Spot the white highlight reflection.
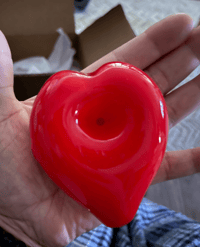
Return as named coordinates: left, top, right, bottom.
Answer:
left=160, top=101, right=164, bottom=118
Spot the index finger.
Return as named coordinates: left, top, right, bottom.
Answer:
left=152, top=148, right=200, bottom=185
left=83, top=14, right=194, bottom=73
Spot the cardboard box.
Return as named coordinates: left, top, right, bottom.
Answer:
left=2, top=1, right=135, bottom=101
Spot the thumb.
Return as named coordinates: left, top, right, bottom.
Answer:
left=0, top=31, right=14, bottom=98
left=0, top=31, right=20, bottom=119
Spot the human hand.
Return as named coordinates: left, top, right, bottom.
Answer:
left=0, top=13, right=199, bottom=247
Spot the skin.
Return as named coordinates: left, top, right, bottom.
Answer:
left=0, top=13, right=200, bottom=247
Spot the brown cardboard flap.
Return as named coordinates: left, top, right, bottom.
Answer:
left=0, top=0, right=75, bottom=36
left=7, top=32, right=77, bottom=62
left=8, top=33, right=59, bottom=62
left=78, top=5, right=136, bottom=68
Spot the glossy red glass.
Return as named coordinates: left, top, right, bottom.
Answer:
left=30, top=62, right=168, bottom=227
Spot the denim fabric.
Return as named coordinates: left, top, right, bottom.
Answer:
left=67, top=198, right=200, bottom=247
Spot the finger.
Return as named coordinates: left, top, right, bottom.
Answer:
left=165, top=74, right=200, bottom=129
left=145, top=27, right=200, bottom=95
left=0, top=31, right=21, bottom=122
left=83, top=14, right=194, bottom=73
left=152, top=148, right=200, bottom=185
left=0, top=31, right=14, bottom=99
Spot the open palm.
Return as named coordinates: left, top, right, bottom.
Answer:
left=0, top=14, right=200, bottom=247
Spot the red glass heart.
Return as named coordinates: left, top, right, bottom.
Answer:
left=30, top=62, right=168, bottom=227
